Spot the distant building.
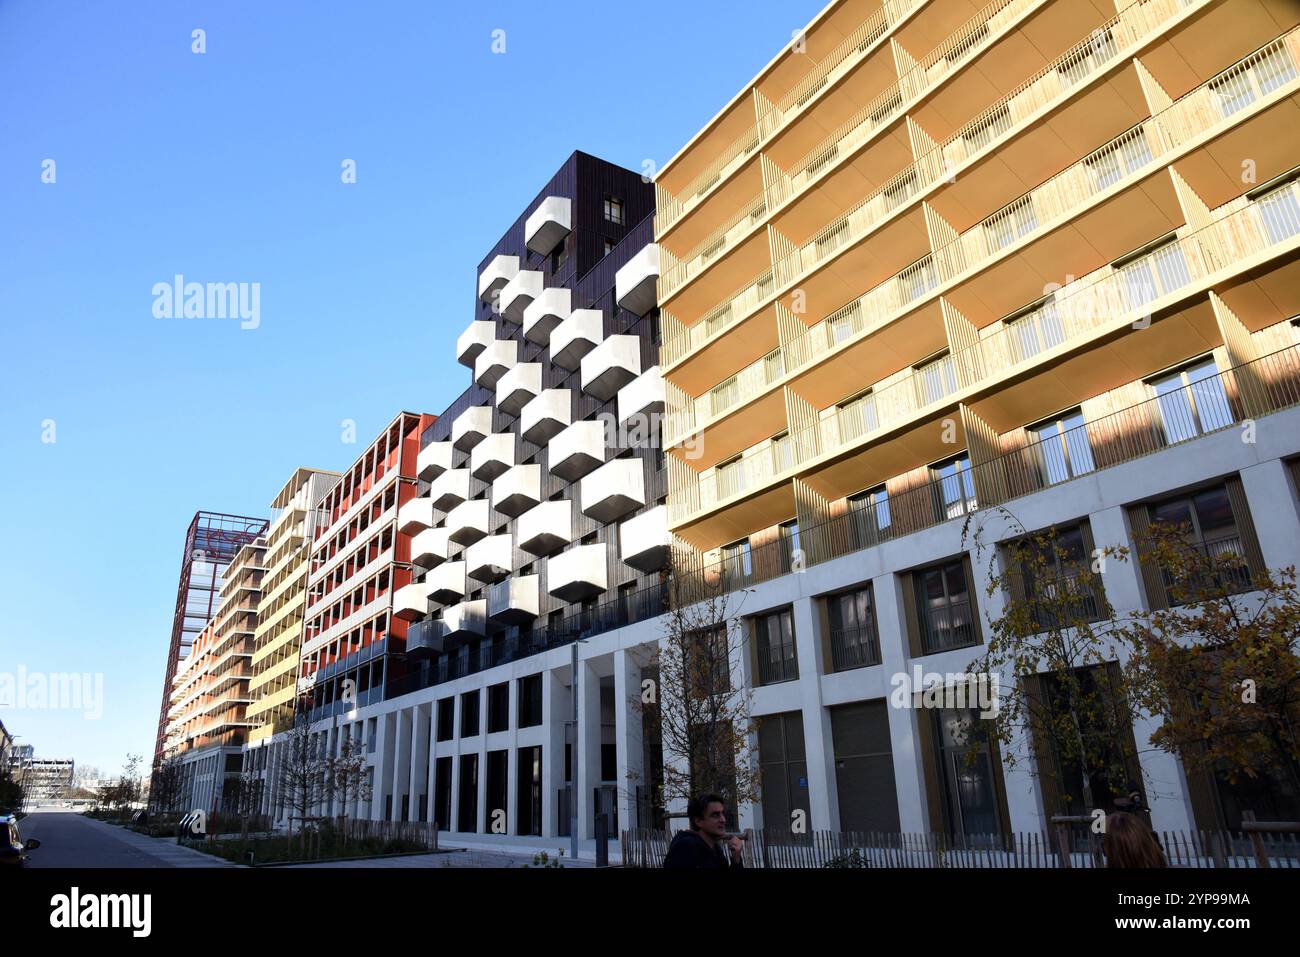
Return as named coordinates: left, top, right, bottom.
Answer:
left=7, top=745, right=74, bottom=800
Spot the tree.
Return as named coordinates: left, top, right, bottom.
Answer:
left=117, top=753, right=143, bottom=808
left=150, top=751, right=185, bottom=816
left=277, top=717, right=328, bottom=854
left=226, top=767, right=264, bottom=844
left=325, top=734, right=373, bottom=847
left=0, top=765, right=26, bottom=816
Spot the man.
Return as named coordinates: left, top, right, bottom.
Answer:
left=662, top=793, right=744, bottom=869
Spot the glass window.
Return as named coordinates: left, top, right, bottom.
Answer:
left=837, top=390, right=878, bottom=442
left=848, top=484, right=891, bottom=546
left=1255, top=179, right=1300, bottom=244
left=1028, top=408, right=1095, bottom=486
left=934, top=708, right=1001, bottom=840
left=984, top=195, right=1038, bottom=251
left=1006, top=298, right=1065, bottom=362
left=1150, top=357, right=1232, bottom=444
left=827, top=586, right=879, bottom=671
left=603, top=196, right=625, bottom=225
left=931, top=454, right=977, bottom=520
left=754, top=609, right=798, bottom=685
left=779, top=520, right=801, bottom=572
left=722, top=537, right=752, bottom=585
left=916, top=352, right=957, bottom=405
left=914, top=559, right=976, bottom=653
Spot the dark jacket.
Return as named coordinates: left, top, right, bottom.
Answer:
left=662, top=829, right=743, bottom=869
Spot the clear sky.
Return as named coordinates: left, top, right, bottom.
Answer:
left=0, top=0, right=825, bottom=776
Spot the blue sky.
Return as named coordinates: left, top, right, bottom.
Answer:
left=0, top=0, right=824, bottom=775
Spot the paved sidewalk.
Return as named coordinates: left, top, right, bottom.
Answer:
left=21, top=809, right=236, bottom=868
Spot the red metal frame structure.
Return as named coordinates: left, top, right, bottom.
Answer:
left=152, top=511, right=268, bottom=771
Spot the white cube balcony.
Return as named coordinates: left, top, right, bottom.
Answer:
left=470, top=432, right=515, bottom=483
left=615, top=243, right=660, bottom=316
left=451, top=405, right=492, bottom=452
left=411, top=527, right=451, bottom=569
left=620, top=505, right=670, bottom=572
left=446, top=499, right=490, bottom=547
left=466, top=533, right=512, bottom=584
left=550, top=420, right=606, bottom=482
left=474, top=338, right=517, bottom=389
left=492, top=464, right=540, bottom=518
left=393, top=581, right=430, bottom=622
left=522, top=287, right=571, bottom=346
left=488, top=575, right=539, bottom=625
left=525, top=196, right=571, bottom=255
left=440, top=600, right=488, bottom=648
left=581, top=335, right=642, bottom=401
left=581, top=458, right=645, bottom=523
left=520, top=389, right=571, bottom=446
left=457, top=320, right=496, bottom=368
left=496, top=362, right=541, bottom=417
left=428, top=561, right=467, bottom=605
left=499, top=270, right=544, bottom=324
left=550, top=308, right=603, bottom=370
left=429, top=468, right=471, bottom=512
left=517, top=499, right=572, bottom=557
left=547, top=544, right=608, bottom=602
left=397, top=496, right=436, bottom=535
left=406, top=617, right=447, bottom=659
left=478, top=254, right=519, bottom=303
left=618, top=366, right=665, bottom=425
left=417, top=439, right=453, bottom=482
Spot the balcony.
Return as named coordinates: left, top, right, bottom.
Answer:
left=492, top=464, right=541, bottom=518
left=517, top=499, right=572, bottom=557
left=525, top=196, right=571, bottom=255
left=411, top=527, right=451, bottom=569
left=619, top=505, right=671, bottom=572
left=618, top=365, right=666, bottom=425
left=581, top=334, right=642, bottom=401
left=520, top=388, right=572, bottom=445
left=465, top=533, right=512, bottom=584
left=488, top=575, right=540, bottom=626
left=396, top=496, right=435, bottom=535
left=470, top=431, right=515, bottom=482
left=427, top=561, right=467, bottom=605
left=496, top=362, right=542, bottom=417
left=451, top=405, right=492, bottom=452
left=429, top=467, right=471, bottom=511
left=499, top=270, right=544, bottom=323
left=479, top=255, right=520, bottom=303
left=580, top=458, right=646, bottom=523
left=393, top=581, right=430, bottom=621
left=551, top=308, right=604, bottom=370
left=615, top=243, right=660, bottom=317
left=440, top=600, right=489, bottom=648
left=474, top=338, right=517, bottom=389
left=417, top=439, right=453, bottom=481
left=523, top=286, right=572, bottom=346
left=406, top=618, right=447, bottom=659
left=550, top=420, right=606, bottom=481
left=446, top=499, right=490, bottom=547
left=457, top=320, right=495, bottom=367
left=547, top=544, right=608, bottom=601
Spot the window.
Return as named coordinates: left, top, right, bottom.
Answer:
left=815, top=220, right=849, bottom=260
left=604, top=196, right=625, bottom=225
left=1149, top=356, right=1232, bottom=444
left=487, top=682, right=510, bottom=733
left=460, top=690, right=480, bottom=737
left=517, top=674, right=542, bottom=728
left=882, top=171, right=917, bottom=212
left=771, top=431, right=795, bottom=473
left=837, top=389, right=878, bottom=442
left=436, top=698, right=455, bottom=742
left=1027, top=408, right=1095, bottom=486
left=932, top=708, right=1003, bottom=840
left=1006, top=524, right=1103, bottom=629
left=984, top=194, right=1038, bottom=251
left=779, top=519, right=801, bottom=573
left=1251, top=173, right=1300, bottom=244
left=753, top=608, right=798, bottom=685
left=827, top=585, right=879, bottom=671
left=710, top=374, right=740, bottom=415
left=715, top=456, right=745, bottom=500
left=1116, top=236, right=1191, bottom=312
left=721, top=537, right=752, bottom=585
left=903, top=256, right=939, bottom=304
left=686, top=626, right=732, bottom=697
left=1056, top=28, right=1116, bottom=89
left=551, top=239, right=568, bottom=273
left=913, top=559, right=977, bottom=654
left=603, top=238, right=616, bottom=256
left=915, top=351, right=956, bottom=405
left=931, top=453, right=977, bottom=520
left=1085, top=130, right=1153, bottom=191
left=848, top=484, right=891, bottom=546
left=1149, top=484, right=1250, bottom=592
left=1005, top=297, right=1065, bottom=362
left=962, top=103, right=1011, bottom=154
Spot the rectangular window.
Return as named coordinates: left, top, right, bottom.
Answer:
left=1149, top=484, right=1250, bottom=592
left=517, top=674, right=543, bottom=728
left=1027, top=408, right=1095, bottom=486
left=1149, top=356, right=1232, bottom=444
left=436, top=697, right=455, bottom=742
left=604, top=196, right=625, bottom=225
left=721, top=537, right=752, bottom=586
left=754, top=608, right=798, bottom=686
left=848, top=483, right=891, bottom=546
left=1254, top=177, right=1300, bottom=244
left=460, top=690, right=480, bottom=737
left=827, top=585, right=880, bottom=671
left=487, top=682, right=510, bottom=733
left=1010, top=524, right=1102, bottom=629
left=931, top=453, right=977, bottom=520
left=914, top=559, right=977, bottom=653
left=932, top=708, right=1003, bottom=840
left=984, top=194, right=1038, bottom=251
left=837, top=389, right=878, bottom=443
left=1116, top=236, right=1191, bottom=311
left=915, top=351, right=956, bottom=405
left=779, top=519, right=801, bottom=573
left=716, top=456, right=745, bottom=500
left=1005, top=297, right=1064, bottom=363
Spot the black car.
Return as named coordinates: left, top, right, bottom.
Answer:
left=1, top=815, right=40, bottom=867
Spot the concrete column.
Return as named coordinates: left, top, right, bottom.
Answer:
left=1239, top=459, right=1300, bottom=571
left=614, top=648, right=645, bottom=834
left=504, top=682, right=519, bottom=837
left=576, top=655, right=602, bottom=843
left=876, top=571, right=927, bottom=832
left=410, top=704, right=430, bottom=822
left=790, top=596, right=835, bottom=832
left=374, top=712, right=395, bottom=821
left=542, top=668, right=568, bottom=839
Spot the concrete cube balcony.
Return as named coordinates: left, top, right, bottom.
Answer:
left=477, top=254, right=519, bottom=304
left=439, top=599, right=488, bottom=648
left=615, top=243, right=659, bottom=317
left=547, top=544, right=608, bottom=602
left=451, top=405, right=492, bottom=452
left=429, top=468, right=471, bottom=512
left=499, top=270, right=544, bottom=324
left=581, top=334, right=642, bottom=401
left=491, top=464, right=540, bottom=518
left=618, top=365, right=665, bottom=425
left=580, top=458, right=645, bottom=523
left=393, top=581, right=430, bottom=622
left=411, top=527, right=451, bottom=569
left=525, top=196, right=571, bottom=255
left=488, top=575, right=539, bottom=626
left=446, top=499, right=490, bottom=547
left=474, top=338, right=517, bottom=389
left=619, top=505, right=670, bottom=572
left=417, top=439, right=453, bottom=482
left=522, top=287, right=571, bottom=346
left=520, top=389, right=571, bottom=446
left=550, top=420, right=606, bottom=482
left=550, top=308, right=604, bottom=370
left=466, top=533, right=512, bottom=584
left=427, top=561, right=467, bottom=605
left=496, top=362, right=541, bottom=417
left=517, top=499, right=572, bottom=557
left=470, top=432, right=515, bottom=483
left=397, top=496, right=436, bottom=535
left=457, top=320, right=496, bottom=368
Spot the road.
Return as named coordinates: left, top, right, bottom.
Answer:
left=16, top=808, right=233, bottom=868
